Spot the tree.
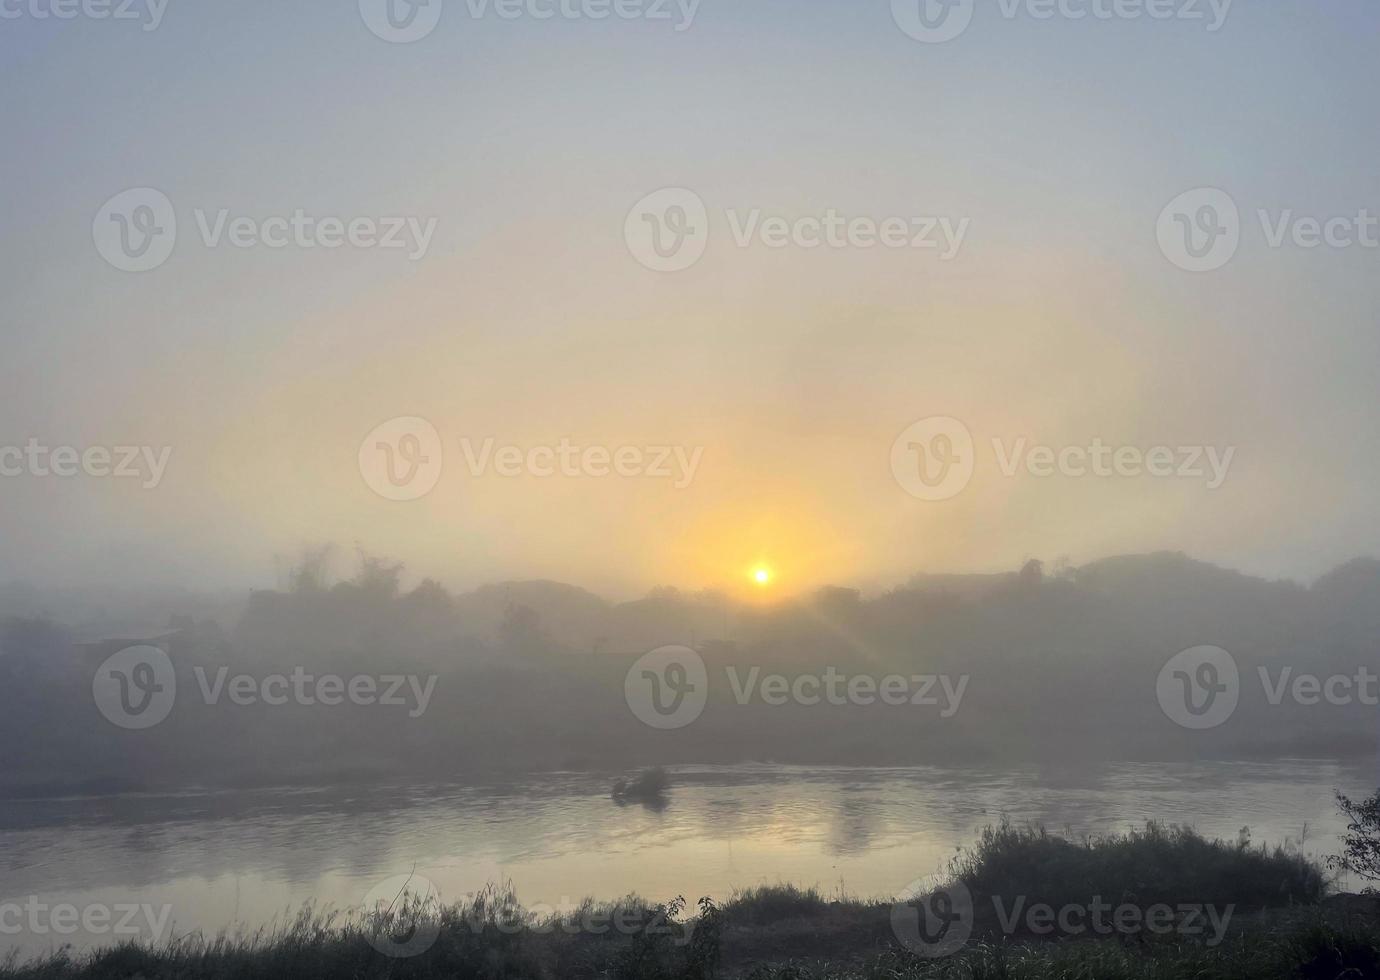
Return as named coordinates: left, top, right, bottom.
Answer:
left=353, top=550, right=404, bottom=599
left=1330, top=790, right=1380, bottom=881
left=284, top=545, right=333, bottom=593
left=500, top=602, right=545, bottom=654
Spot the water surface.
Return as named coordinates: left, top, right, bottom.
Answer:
left=0, top=761, right=1363, bottom=958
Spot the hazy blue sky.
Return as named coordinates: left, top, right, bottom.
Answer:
left=2, top=0, right=1378, bottom=595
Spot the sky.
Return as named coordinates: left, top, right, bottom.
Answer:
left=2, top=0, right=1378, bottom=598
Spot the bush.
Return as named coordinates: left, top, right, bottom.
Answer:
left=949, top=820, right=1325, bottom=918
left=723, top=885, right=830, bottom=926
left=1330, top=789, right=1380, bottom=883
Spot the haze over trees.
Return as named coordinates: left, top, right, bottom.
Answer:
left=2, top=551, right=1377, bottom=797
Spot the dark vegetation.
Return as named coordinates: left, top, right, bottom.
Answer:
left=2, top=551, right=1379, bottom=796
left=1331, top=789, right=1380, bottom=883
left=1, top=822, right=1365, bottom=980
left=952, top=821, right=1326, bottom=923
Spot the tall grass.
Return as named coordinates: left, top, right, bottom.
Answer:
left=723, top=885, right=831, bottom=925
left=0, top=886, right=708, bottom=980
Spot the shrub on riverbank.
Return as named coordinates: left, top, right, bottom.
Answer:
left=950, top=820, right=1326, bottom=919
left=723, top=885, right=830, bottom=925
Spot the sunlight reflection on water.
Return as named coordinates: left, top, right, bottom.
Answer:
left=0, top=760, right=1365, bottom=957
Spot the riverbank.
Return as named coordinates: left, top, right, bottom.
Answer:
left=6, top=894, right=1374, bottom=979
left=3, top=822, right=1363, bottom=980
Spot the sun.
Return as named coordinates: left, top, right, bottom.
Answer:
left=753, top=567, right=772, bottom=586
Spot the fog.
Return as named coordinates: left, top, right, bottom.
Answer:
left=3, top=4, right=1380, bottom=595
left=4, top=4, right=1380, bottom=973
left=3, top=550, right=1377, bottom=797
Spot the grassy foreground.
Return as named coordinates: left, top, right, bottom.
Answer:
left=3, top=823, right=1374, bottom=980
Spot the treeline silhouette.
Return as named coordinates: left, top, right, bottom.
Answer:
left=1, top=551, right=1377, bottom=796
